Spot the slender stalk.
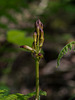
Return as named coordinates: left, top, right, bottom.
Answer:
left=35, top=58, right=39, bottom=100
left=20, top=19, right=44, bottom=100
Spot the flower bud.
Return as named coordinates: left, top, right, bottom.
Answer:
left=40, top=29, right=44, bottom=47
left=40, top=23, right=43, bottom=29
left=38, top=53, right=43, bottom=58
left=33, top=32, right=37, bottom=43
left=33, top=32, right=37, bottom=49
left=20, top=45, right=33, bottom=51
left=35, top=19, right=41, bottom=26
left=37, top=25, right=40, bottom=36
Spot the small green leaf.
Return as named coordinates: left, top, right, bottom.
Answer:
left=68, top=43, right=72, bottom=51
left=39, top=90, right=47, bottom=96
left=0, top=86, right=10, bottom=96
left=7, top=30, right=33, bottom=47
left=0, top=90, right=47, bottom=100
left=65, top=46, right=68, bottom=53
left=0, top=89, right=9, bottom=100
left=56, top=41, right=75, bottom=68
left=5, top=94, right=17, bottom=100
left=0, top=89, right=7, bottom=93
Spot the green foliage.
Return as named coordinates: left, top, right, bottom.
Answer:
left=69, top=95, right=75, bottom=100
left=56, top=41, right=75, bottom=68
left=0, top=89, right=47, bottom=100
left=0, top=89, right=9, bottom=100
left=0, top=23, right=8, bottom=29
left=0, top=85, right=10, bottom=96
left=47, top=0, right=75, bottom=14
left=0, top=0, right=30, bottom=29
left=7, top=30, right=33, bottom=47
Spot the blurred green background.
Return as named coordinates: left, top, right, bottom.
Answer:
left=0, top=0, right=75, bottom=100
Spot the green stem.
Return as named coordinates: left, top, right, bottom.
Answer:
left=35, top=58, right=39, bottom=100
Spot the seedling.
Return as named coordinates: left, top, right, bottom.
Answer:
left=0, top=20, right=46, bottom=100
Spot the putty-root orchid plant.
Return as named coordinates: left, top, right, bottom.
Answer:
left=20, top=19, right=46, bottom=100
left=0, top=20, right=46, bottom=100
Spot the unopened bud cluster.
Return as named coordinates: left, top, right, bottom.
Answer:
left=20, top=19, right=44, bottom=59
